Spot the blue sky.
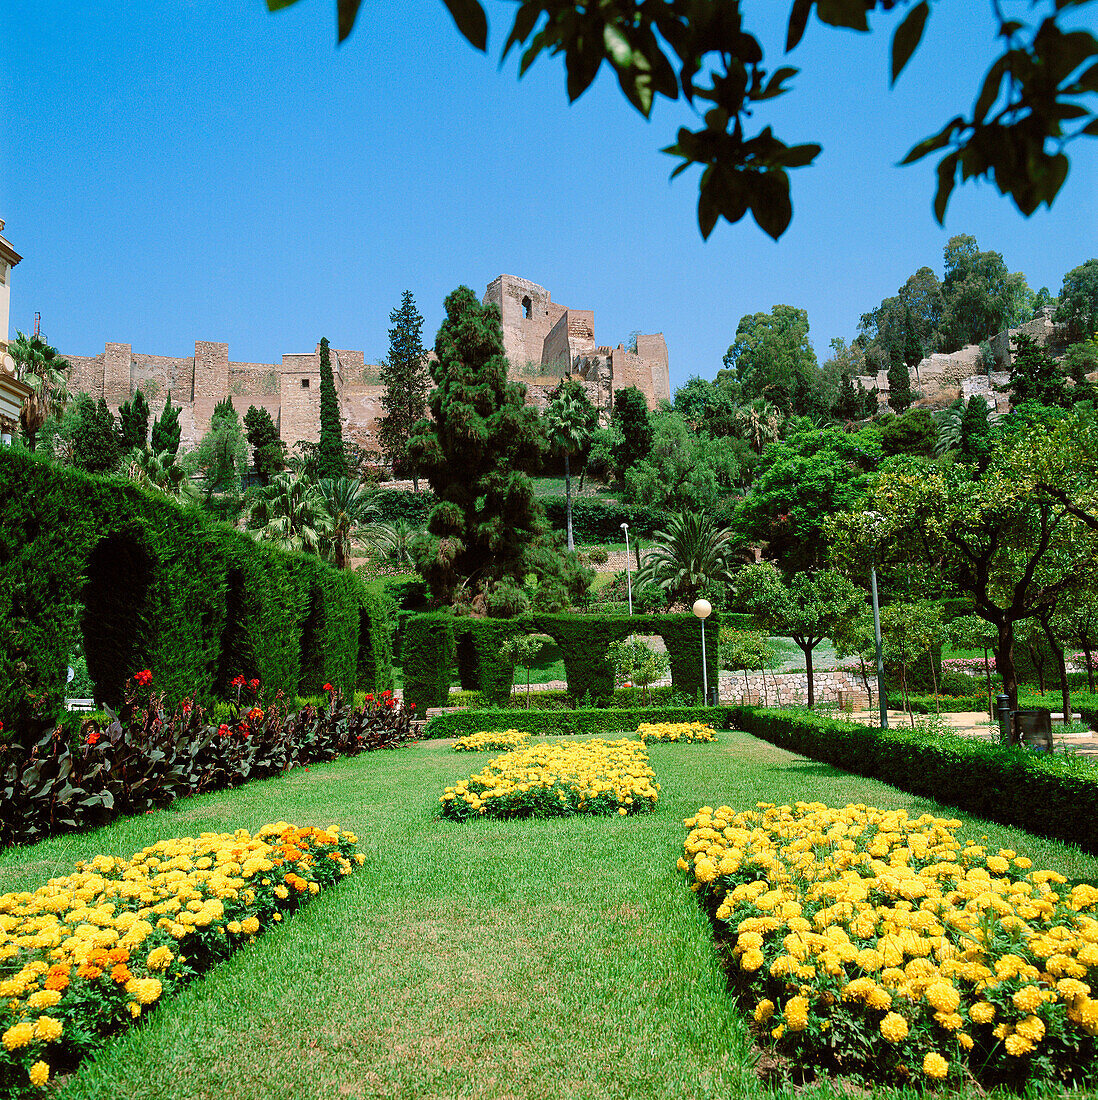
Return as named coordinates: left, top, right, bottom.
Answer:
left=3, top=1, right=1095, bottom=392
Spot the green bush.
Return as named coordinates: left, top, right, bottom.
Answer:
left=374, top=489, right=433, bottom=525
left=402, top=613, right=455, bottom=712
left=541, top=499, right=664, bottom=541
left=730, top=706, right=1098, bottom=854
left=423, top=705, right=733, bottom=739
left=0, top=450, right=392, bottom=733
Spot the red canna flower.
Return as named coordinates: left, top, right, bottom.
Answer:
left=231, top=675, right=246, bottom=687
left=249, top=678, right=260, bottom=691
left=364, top=693, right=374, bottom=701
left=134, top=669, right=152, bottom=686
left=218, top=723, right=231, bottom=738
left=86, top=731, right=101, bottom=745
left=323, top=683, right=333, bottom=692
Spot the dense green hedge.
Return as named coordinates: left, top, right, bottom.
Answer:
left=423, top=705, right=733, bottom=739
left=0, top=450, right=392, bottom=731
left=402, top=613, right=455, bottom=712
left=400, top=611, right=720, bottom=708
left=541, top=499, right=665, bottom=541
left=729, top=706, right=1098, bottom=854
left=374, top=489, right=433, bottom=525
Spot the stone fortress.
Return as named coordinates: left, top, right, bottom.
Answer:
left=60, top=276, right=671, bottom=454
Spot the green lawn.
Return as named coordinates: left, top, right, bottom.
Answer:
left=4, top=733, right=1096, bottom=1099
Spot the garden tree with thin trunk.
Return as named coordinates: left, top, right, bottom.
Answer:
left=634, top=511, right=738, bottom=608
left=72, top=395, right=121, bottom=474
left=117, top=388, right=150, bottom=452
left=829, top=610, right=878, bottom=716
left=735, top=561, right=861, bottom=709
left=246, top=470, right=332, bottom=556
left=836, top=454, right=1098, bottom=710
left=273, top=1, right=1098, bottom=240
left=243, top=405, right=286, bottom=484
left=543, top=380, right=597, bottom=552
left=7, top=331, right=70, bottom=452
left=1057, top=588, right=1098, bottom=695
left=316, top=337, right=347, bottom=480
left=185, top=398, right=248, bottom=492
left=938, top=234, right=1032, bottom=352
left=501, top=633, right=547, bottom=708
left=949, top=614, right=1000, bottom=719
left=719, top=626, right=774, bottom=704
left=723, top=305, right=822, bottom=417
left=1054, top=258, right=1098, bottom=342
left=610, top=386, right=652, bottom=475
left=378, top=290, right=429, bottom=490
left=608, top=635, right=670, bottom=705
left=735, top=423, right=881, bottom=574
left=881, top=599, right=946, bottom=718
left=406, top=285, right=547, bottom=606
left=316, top=476, right=380, bottom=570
left=150, top=392, right=181, bottom=457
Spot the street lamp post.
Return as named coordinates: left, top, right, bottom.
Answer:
left=692, top=598, right=712, bottom=705
left=620, top=522, right=633, bottom=616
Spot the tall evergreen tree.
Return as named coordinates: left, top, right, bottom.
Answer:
left=886, top=352, right=913, bottom=414
left=73, top=396, right=121, bottom=473
left=378, top=291, right=429, bottom=491
left=316, top=337, right=346, bottom=479
left=610, top=386, right=653, bottom=475
left=150, top=392, right=181, bottom=456
left=243, top=405, right=286, bottom=483
left=117, top=389, right=150, bottom=452
left=406, top=286, right=546, bottom=605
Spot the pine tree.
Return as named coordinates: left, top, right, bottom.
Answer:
left=150, top=392, right=181, bottom=456
left=117, top=389, right=150, bottom=451
left=316, top=337, right=346, bottom=479
left=959, top=395, right=993, bottom=463
left=406, top=286, right=547, bottom=605
left=378, top=291, right=430, bottom=490
left=243, top=405, right=285, bottom=484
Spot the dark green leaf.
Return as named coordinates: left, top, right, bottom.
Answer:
left=900, top=120, right=962, bottom=165
left=891, top=1, right=929, bottom=85
left=974, top=56, right=1009, bottom=122
left=786, top=0, right=813, bottom=51
left=265, top=0, right=298, bottom=10
left=816, top=0, right=869, bottom=33
left=697, top=181, right=721, bottom=240
left=933, top=151, right=960, bottom=224
left=503, top=2, right=541, bottom=56
left=780, top=142, right=821, bottom=168
left=337, top=0, right=364, bottom=42
left=750, top=171, right=793, bottom=240
left=1083, top=119, right=1098, bottom=135
left=441, top=0, right=488, bottom=51
left=760, top=65, right=799, bottom=100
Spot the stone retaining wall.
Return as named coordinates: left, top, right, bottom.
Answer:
left=724, top=669, right=869, bottom=708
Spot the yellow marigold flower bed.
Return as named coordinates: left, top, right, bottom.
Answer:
left=635, top=722, right=717, bottom=743
left=452, top=729, right=530, bottom=753
left=680, top=801, right=1098, bottom=1091
left=0, top=823, right=362, bottom=1097
left=440, top=739, right=659, bottom=820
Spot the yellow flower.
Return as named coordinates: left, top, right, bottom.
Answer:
left=241, top=916, right=260, bottom=935
left=784, top=995, right=810, bottom=1032
left=880, top=1012, right=909, bottom=1043
left=2, top=1021, right=35, bottom=1050
left=1012, top=985, right=1042, bottom=1013
left=33, top=1016, right=63, bottom=1043
left=925, top=980, right=960, bottom=1013
left=922, top=1052, right=949, bottom=1079
left=25, top=990, right=61, bottom=1010
left=1004, top=1033, right=1035, bottom=1056
left=755, top=999, right=775, bottom=1023
left=146, top=946, right=173, bottom=971
left=969, top=1001, right=996, bottom=1025
left=274, top=885, right=289, bottom=900
left=1016, top=1015, right=1045, bottom=1043
left=28, top=1061, right=49, bottom=1088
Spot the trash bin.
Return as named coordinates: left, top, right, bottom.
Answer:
left=1011, top=708, right=1053, bottom=752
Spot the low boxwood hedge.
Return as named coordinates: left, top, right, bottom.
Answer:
left=422, top=705, right=732, bottom=739
left=729, top=706, right=1098, bottom=854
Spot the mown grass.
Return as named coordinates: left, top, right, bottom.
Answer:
left=4, top=732, right=1097, bottom=1100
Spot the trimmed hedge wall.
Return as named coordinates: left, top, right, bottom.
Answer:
left=402, top=613, right=455, bottom=711
left=541, top=499, right=665, bottom=541
left=729, top=706, right=1098, bottom=854
left=399, top=611, right=721, bottom=708
left=0, top=450, right=392, bottom=730
left=423, top=705, right=734, bottom=739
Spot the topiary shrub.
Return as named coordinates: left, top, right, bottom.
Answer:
left=402, top=613, right=455, bottom=712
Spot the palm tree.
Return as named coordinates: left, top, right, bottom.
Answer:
left=8, top=331, right=70, bottom=451
left=126, top=447, right=202, bottom=505
left=364, top=519, right=422, bottom=570
left=733, top=399, right=782, bottom=454
left=316, top=476, right=380, bottom=569
left=247, top=471, right=332, bottom=556
left=544, top=387, right=594, bottom=552
left=934, top=400, right=963, bottom=456
left=635, top=511, right=738, bottom=607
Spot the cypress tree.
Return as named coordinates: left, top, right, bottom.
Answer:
left=150, top=392, right=181, bottom=456
left=610, top=387, right=653, bottom=474
left=316, top=337, right=346, bottom=479
left=73, top=396, right=121, bottom=473
left=406, top=286, right=547, bottom=605
left=117, top=389, right=151, bottom=451
left=886, top=346, right=913, bottom=414
left=243, top=405, right=285, bottom=483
